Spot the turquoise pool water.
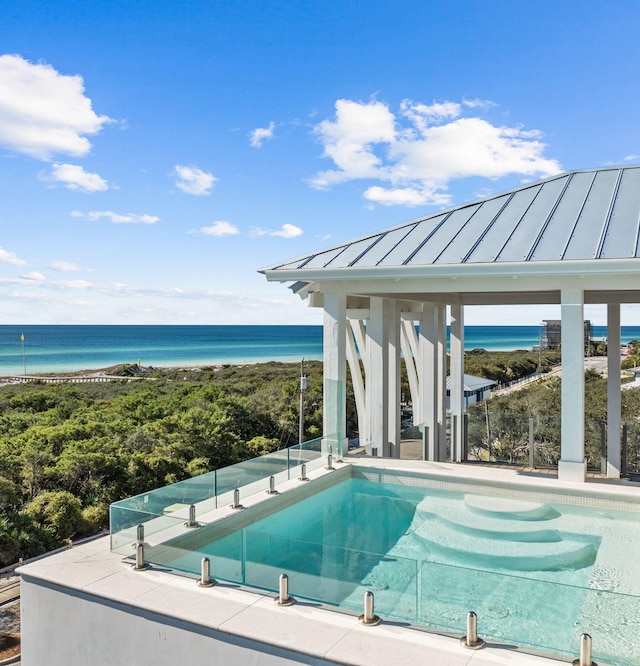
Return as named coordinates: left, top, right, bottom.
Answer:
left=163, top=475, right=640, bottom=664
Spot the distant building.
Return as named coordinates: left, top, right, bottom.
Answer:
left=541, top=319, right=592, bottom=350
left=446, top=373, right=496, bottom=408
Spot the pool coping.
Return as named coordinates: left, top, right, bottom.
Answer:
left=21, top=459, right=639, bottom=665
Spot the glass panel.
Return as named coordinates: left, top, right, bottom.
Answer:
left=135, top=523, right=245, bottom=584
left=289, top=437, right=324, bottom=474
left=420, top=560, right=640, bottom=665
left=244, top=530, right=418, bottom=621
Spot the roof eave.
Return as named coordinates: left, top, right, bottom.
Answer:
left=263, top=257, right=640, bottom=283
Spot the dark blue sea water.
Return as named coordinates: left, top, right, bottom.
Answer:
left=0, top=324, right=639, bottom=376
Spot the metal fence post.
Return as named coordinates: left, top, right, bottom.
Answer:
left=460, top=611, right=484, bottom=649
left=622, top=424, right=628, bottom=477
left=600, top=420, right=607, bottom=475
left=572, top=632, right=597, bottom=666
left=463, top=414, right=469, bottom=462
left=529, top=417, right=535, bottom=468
left=358, top=590, right=381, bottom=626
left=275, top=573, right=295, bottom=606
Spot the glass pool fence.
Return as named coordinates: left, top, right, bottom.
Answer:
left=110, top=433, right=341, bottom=553
left=401, top=409, right=640, bottom=475
left=116, top=518, right=637, bottom=666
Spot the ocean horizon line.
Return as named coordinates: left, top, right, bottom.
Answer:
left=0, top=324, right=639, bottom=376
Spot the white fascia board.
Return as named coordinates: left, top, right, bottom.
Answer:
left=312, top=274, right=639, bottom=299
left=263, top=258, right=640, bottom=284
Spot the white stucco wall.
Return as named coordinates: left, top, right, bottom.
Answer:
left=21, top=575, right=340, bottom=666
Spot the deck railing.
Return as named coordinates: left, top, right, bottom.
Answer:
left=110, top=434, right=337, bottom=553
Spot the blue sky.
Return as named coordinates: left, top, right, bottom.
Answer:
left=1, top=0, right=640, bottom=325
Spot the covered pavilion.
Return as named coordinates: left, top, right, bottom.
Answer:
left=261, top=165, right=640, bottom=483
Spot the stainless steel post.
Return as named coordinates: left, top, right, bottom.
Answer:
left=133, top=542, right=149, bottom=571
left=198, top=556, right=216, bottom=587
left=325, top=453, right=334, bottom=470
left=572, top=633, right=597, bottom=666
left=266, top=475, right=278, bottom=494
left=136, top=524, right=144, bottom=543
left=299, top=463, right=309, bottom=481
left=600, top=421, right=607, bottom=475
left=185, top=504, right=199, bottom=527
left=230, top=487, right=243, bottom=509
left=460, top=611, right=485, bottom=649
left=274, top=573, right=295, bottom=606
left=358, top=590, right=381, bottom=626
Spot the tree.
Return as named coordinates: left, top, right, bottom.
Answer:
left=26, top=490, right=87, bottom=541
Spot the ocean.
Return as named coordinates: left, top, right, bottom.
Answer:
left=1, top=324, right=639, bottom=376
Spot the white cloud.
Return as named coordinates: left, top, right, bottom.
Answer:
left=250, top=224, right=303, bottom=239
left=21, top=271, right=45, bottom=281
left=46, top=163, right=108, bottom=192
left=0, top=247, right=27, bottom=266
left=74, top=210, right=159, bottom=224
left=462, top=98, right=497, bottom=111
left=0, top=54, right=111, bottom=160
left=195, top=221, right=239, bottom=236
left=311, top=99, right=396, bottom=189
left=310, top=98, right=561, bottom=206
left=250, top=121, right=275, bottom=148
left=49, top=260, right=93, bottom=272
left=270, top=224, right=303, bottom=238
left=174, top=165, right=217, bottom=195
left=624, top=154, right=640, bottom=162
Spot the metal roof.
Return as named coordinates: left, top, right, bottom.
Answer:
left=262, top=165, right=640, bottom=275
left=445, top=374, right=497, bottom=392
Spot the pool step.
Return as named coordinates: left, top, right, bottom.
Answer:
left=463, top=494, right=561, bottom=521
left=408, top=495, right=599, bottom=571
left=411, top=518, right=598, bottom=571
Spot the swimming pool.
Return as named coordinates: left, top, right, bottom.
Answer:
left=148, top=467, right=640, bottom=665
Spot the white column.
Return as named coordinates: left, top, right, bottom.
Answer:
left=558, top=286, right=586, bottom=482
left=436, top=303, right=447, bottom=461
left=419, top=303, right=438, bottom=460
left=366, top=297, right=386, bottom=456
left=366, top=297, right=401, bottom=457
left=607, top=302, right=621, bottom=478
left=323, top=293, right=347, bottom=456
left=388, top=300, right=401, bottom=459
left=450, top=303, right=465, bottom=462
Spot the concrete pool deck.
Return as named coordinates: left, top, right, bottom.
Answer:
left=19, top=460, right=640, bottom=665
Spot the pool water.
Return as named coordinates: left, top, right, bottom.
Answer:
left=165, top=475, right=640, bottom=665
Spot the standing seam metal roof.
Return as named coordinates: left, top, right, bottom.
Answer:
left=262, top=165, right=640, bottom=273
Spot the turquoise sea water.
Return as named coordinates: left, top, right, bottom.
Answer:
left=1, top=324, right=640, bottom=375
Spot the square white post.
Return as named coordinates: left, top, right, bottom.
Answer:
left=558, top=287, right=586, bottom=482
left=607, top=302, right=621, bottom=478
left=387, top=300, right=401, bottom=459
left=366, top=297, right=387, bottom=456
left=419, top=302, right=438, bottom=460
left=366, top=297, right=401, bottom=457
left=450, top=303, right=465, bottom=462
left=323, top=293, right=346, bottom=456
left=436, top=303, right=447, bottom=461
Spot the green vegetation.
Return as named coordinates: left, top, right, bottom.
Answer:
left=467, top=368, right=640, bottom=468
left=463, top=348, right=561, bottom=384
left=0, top=362, right=322, bottom=565
left=1, top=350, right=635, bottom=566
